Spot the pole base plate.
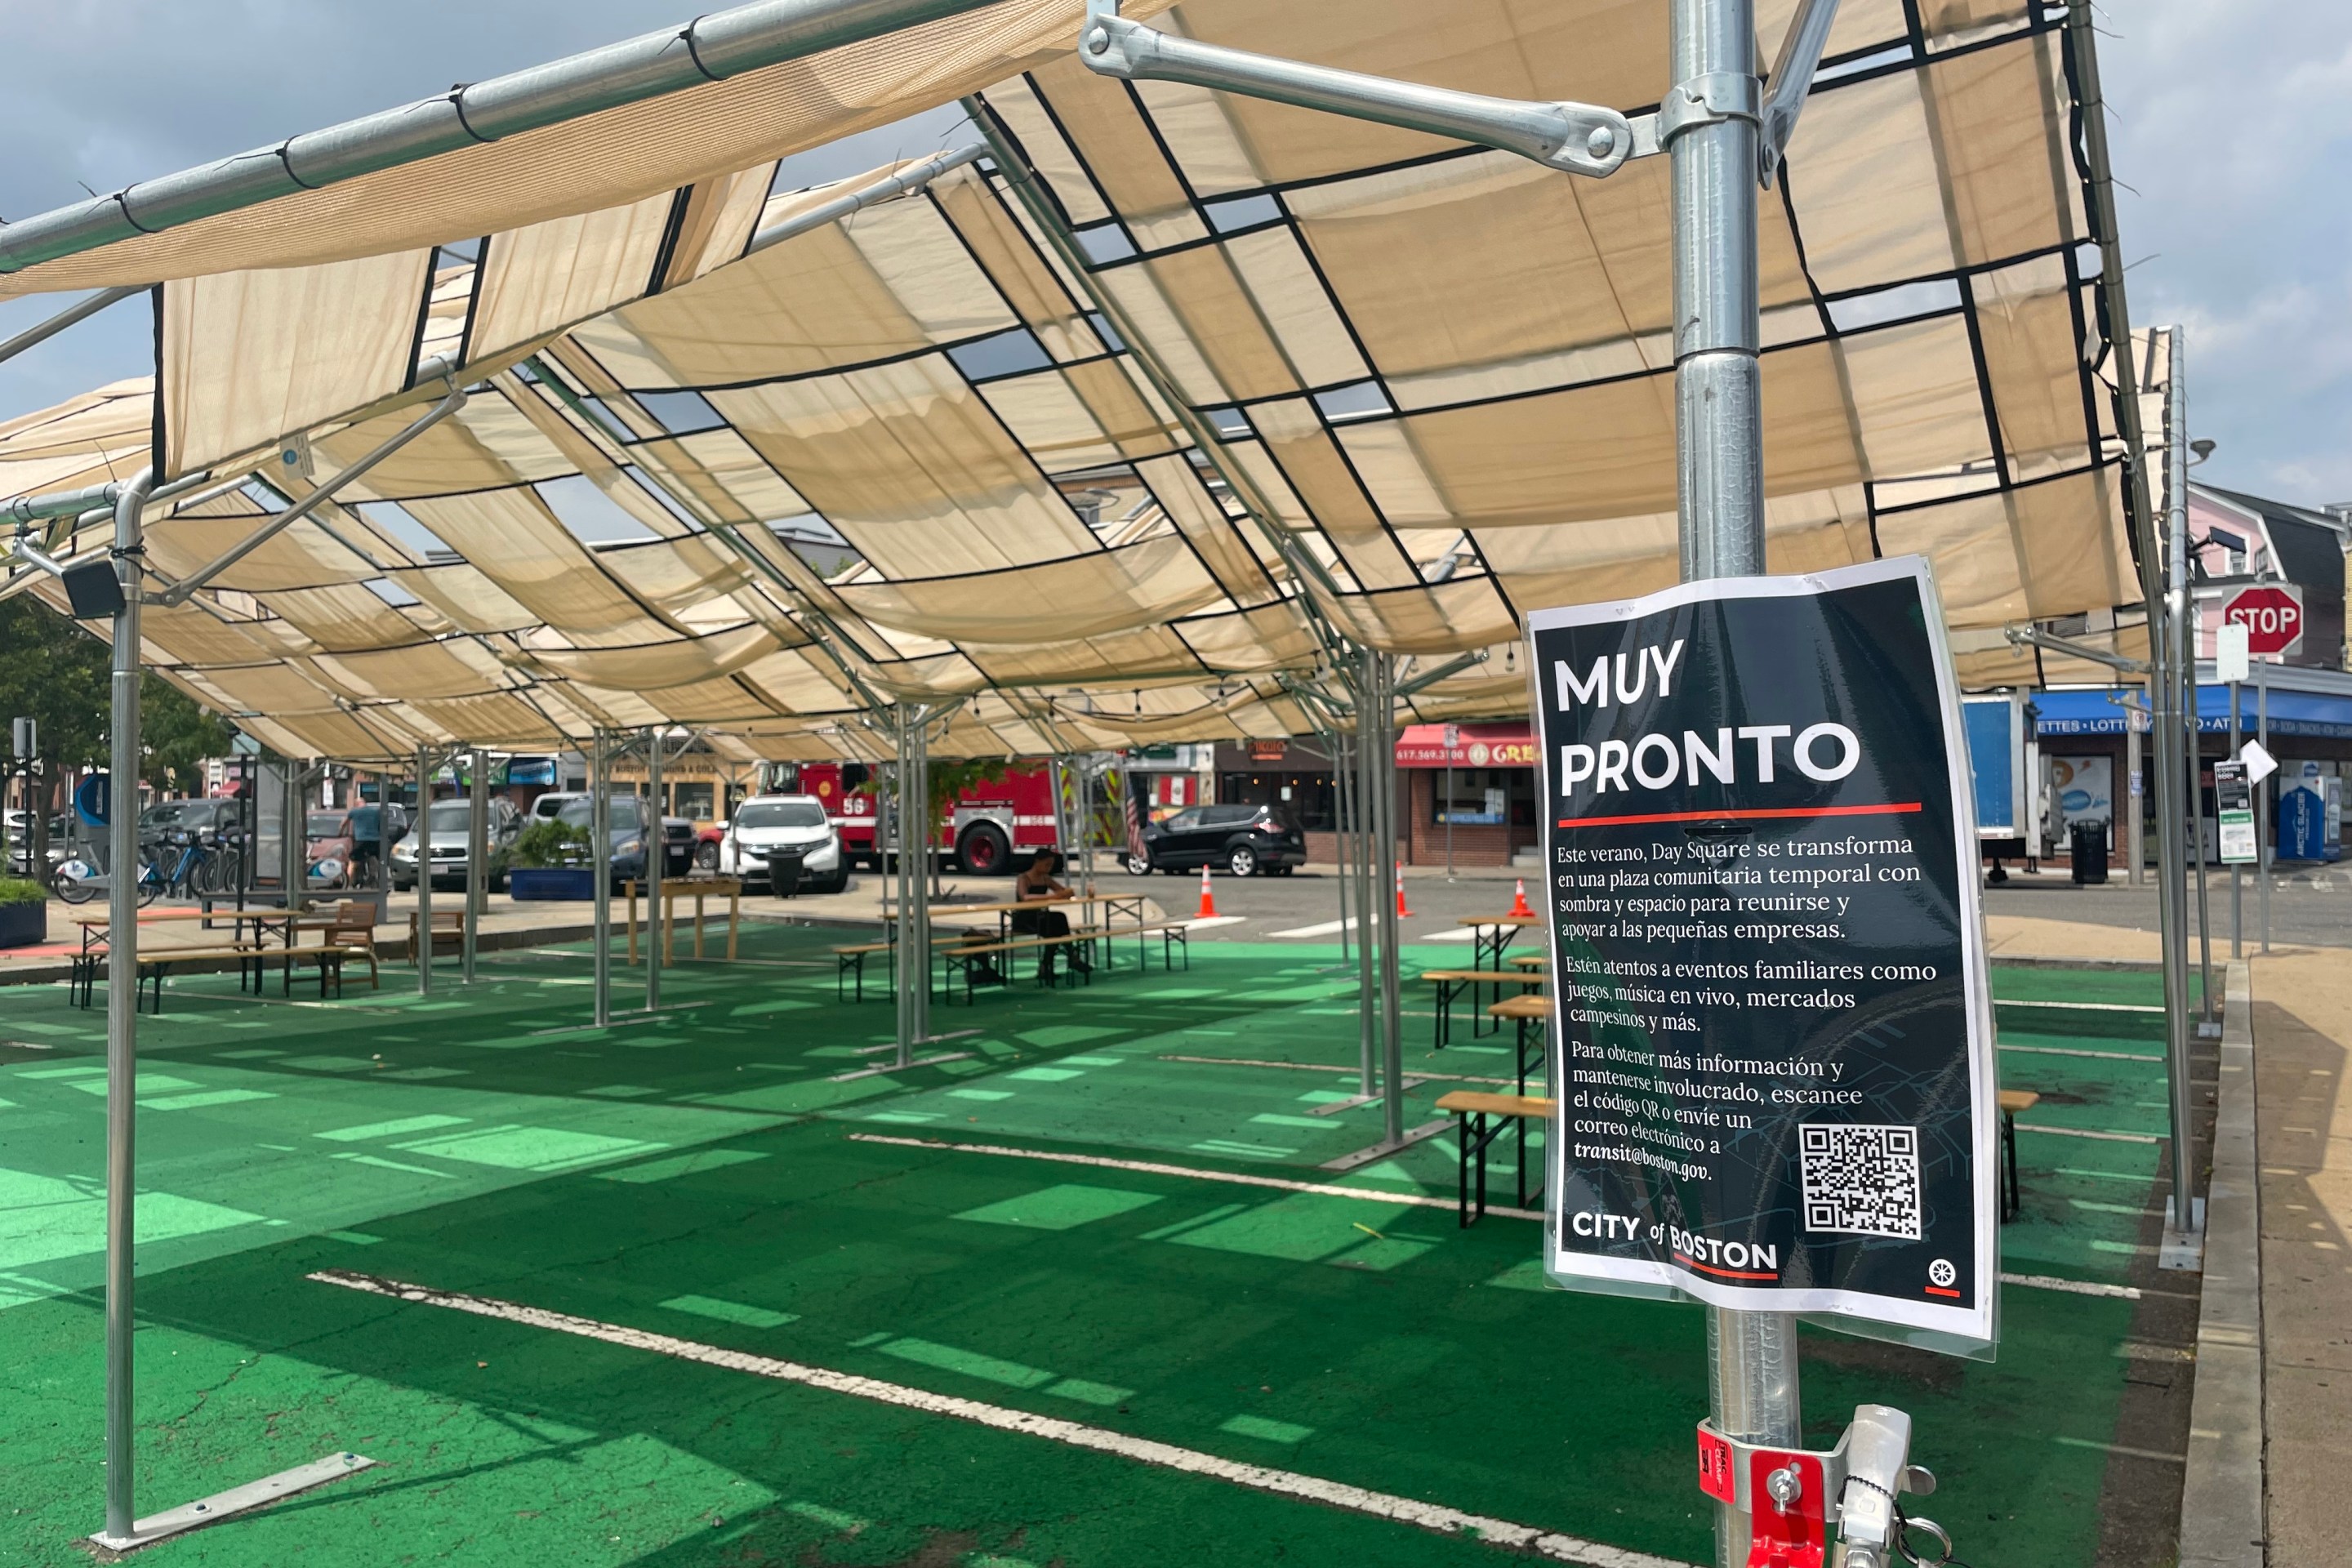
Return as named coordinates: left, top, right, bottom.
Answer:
left=87, top=1452, right=376, bottom=1556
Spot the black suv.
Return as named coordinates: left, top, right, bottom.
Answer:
left=1128, top=803, right=1305, bottom=877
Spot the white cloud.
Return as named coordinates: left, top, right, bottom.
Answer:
left=2102, top=0, right=2352, bottom=504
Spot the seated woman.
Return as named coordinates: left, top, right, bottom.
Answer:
left=1009, top=849, right=1089, bottom=980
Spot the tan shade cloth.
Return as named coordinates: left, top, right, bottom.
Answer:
left=0, top=0, right=1178, bottom=302
left=0, top=0, right=2146, bottom=763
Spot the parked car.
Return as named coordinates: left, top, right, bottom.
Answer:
left=712, top=794, right=848, bottom=893
left=530, top=791, right=586, bottom=823
left=390, top=797, right=523, bottom=891
left=137, top=797, right=243, bottom=849
left=1126, top=803, right=1305, bottom=877
left=305, top=803, right=403, bottom=889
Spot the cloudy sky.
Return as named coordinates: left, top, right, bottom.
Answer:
left=1, top=2, right=2345, bottom=507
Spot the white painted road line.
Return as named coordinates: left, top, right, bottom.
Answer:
left=1156, top=1054, right=1517, bottom=1088
left=2016, top=1123, right=2162, bottom=1144
left=1997, top=1272, right=2141, bottom=1300
left=1998, top=1045, right=2163, bottom=1063
left=847, top=1133, right=1541, bottom=1221
left=1270, top=918, right=1357, bottom=938
left=306, top=1269, right=1690, bottom=1568
left=1182, top=915, right=1249, bottom=930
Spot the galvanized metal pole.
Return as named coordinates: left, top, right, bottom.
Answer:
left=1371, top=656, right=1405, bottom=1144
left=1353, top=656, right=1380, bottom=1102
left=1665, top=2, right=1796, bottom=1559
left=415, top=747, right=434, bottom=996
left=645, top=727, right=662, bottom=1014
left=890, top=716, right=906, bottom=1061
left=2161, top=327, right=2198, bottom=1228
left=100, top=466, right=153, bottom=1544
left=2126, top=708, right=2143, bottom=886
left=893, top=710, right=916, bottom=1068
left=592, top=736, right=612, bottom=1027
left=2257, top=663, right=2271, bottom=953
left=912, top=713, right=932, bottom=1049
left=1331, top=725, right=1353, bottom=966
left=2230, top=682, right=2242, bottom=959
left=465, top=746, right=486, bottom=982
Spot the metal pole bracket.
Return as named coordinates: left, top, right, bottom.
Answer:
left=1078, top=0, right=1635, bottom=178
left=1696, top=1405, right=1938, bottom=1568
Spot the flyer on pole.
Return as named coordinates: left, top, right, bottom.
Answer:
left=1529, top=557, right=1998, bottom=1355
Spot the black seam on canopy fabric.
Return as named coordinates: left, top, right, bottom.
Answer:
left=401, top=248, right=443, bottom=393
left=1955, top=272, right=2016, bottom=493
left=452, top=234, right=492, bottom=372
left=645, top=185, right=697, bottom=297
left=1022, top=74, right=1138, bottom=255
left=148, top=282, right=167, bottom=481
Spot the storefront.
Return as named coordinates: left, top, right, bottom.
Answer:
left=1214, top=738, right=1335, bottom=831
left=2027, top=665, right=2352, bottom=863
left=1393, top=724, right=1539, bottom=867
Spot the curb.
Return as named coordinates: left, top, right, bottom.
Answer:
left=2177, top=957, right=2263, bottom=1568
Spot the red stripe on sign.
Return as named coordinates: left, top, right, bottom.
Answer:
left=1557, top=802, right=1924, bottom=830
left=1672, top=1253, right=1781, bottom=1281
left=1923, top=1285, right=1961, bottom=1298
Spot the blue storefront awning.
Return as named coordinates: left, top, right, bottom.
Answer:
left=2034, top=685, right=2352, bottom=739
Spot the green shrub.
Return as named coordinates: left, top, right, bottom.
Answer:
left=511, top=820, right=592, bottom=869
left=0, top=875, right=46, bottom=906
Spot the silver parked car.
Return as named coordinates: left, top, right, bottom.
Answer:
left=390, top=797, right=523, bottom=891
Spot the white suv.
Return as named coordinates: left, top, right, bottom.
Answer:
left=717, top=793, right=847, bottom=893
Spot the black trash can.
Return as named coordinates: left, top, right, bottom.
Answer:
left=2069, top=820, right=2109, bottom=884
left=764, top=847, right=807, bottom=898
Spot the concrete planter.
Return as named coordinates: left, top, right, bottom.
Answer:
left=509, top=866, right=595, bottom=902
left=0, top=899, right=48, bottom=949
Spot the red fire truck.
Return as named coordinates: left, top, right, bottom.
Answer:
left=785, top=760, right=1067, bottom=875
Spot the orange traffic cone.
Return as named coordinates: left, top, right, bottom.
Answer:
left=1196, top=862, right=1218, bottom=920
left=1509, top=879, right=1534, bottom=918
left=1395, top=866, right=1414, bottom=918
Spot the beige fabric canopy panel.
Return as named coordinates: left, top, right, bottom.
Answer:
left=0, top=0, right=2149, bottom=761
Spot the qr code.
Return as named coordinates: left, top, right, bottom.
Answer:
left=1800, top=1125, right=1922, bottom=1240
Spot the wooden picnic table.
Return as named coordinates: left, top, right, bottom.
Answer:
left=1455, top=913, right=1539, bottom=970
left=882, top=890, right=1157, bottom=968
left=71, top=907, right=341, bottom=1001
left=624, top=876, right=743, bottom=964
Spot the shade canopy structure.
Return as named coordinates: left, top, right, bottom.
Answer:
left=1, top=0, right=2153, bottom=762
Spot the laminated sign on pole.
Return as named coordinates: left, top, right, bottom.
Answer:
left=1527, top=556, right=2000, bottom=1355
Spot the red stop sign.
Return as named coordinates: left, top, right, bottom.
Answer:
left=2222, top=585, right=2304, bottom=656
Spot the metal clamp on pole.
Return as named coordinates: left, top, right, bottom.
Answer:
left=1077, top=0, right=1637, bottom=178
left=1695, top=1404, right=1942, bottom=1568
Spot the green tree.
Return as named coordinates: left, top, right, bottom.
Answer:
left=0, top=596, right=238, bottom=868
left=141, top=675, right=235, bottom=796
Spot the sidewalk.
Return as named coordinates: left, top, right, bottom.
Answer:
left=2244, top=950, right=2352, bottom=1567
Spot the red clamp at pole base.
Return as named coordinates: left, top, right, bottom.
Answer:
left=1743, top=1450, right=1826, bottom=1568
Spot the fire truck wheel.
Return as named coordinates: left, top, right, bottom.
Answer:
left=957, top=822, right=1012, bottom=875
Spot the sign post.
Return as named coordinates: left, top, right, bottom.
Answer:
left=2216, top=624, right=2249, bottom=954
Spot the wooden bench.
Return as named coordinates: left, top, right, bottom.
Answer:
left=1098, top=919, right=1191, bottom=973
left=938, top=931, right=1102, bottom=1002
left=1485, top=992, right=1557, bottom=1093
left=1508, top=952, right=1548, bottom=970
left=1422, top=967, right=1547, bottom=1048
left=132, top=943, right=270, bottom=1014
left=1437, top=1089, right=1553, bottom=1226
left=408, top=909, right=464, bottom=962
left=1997, top=1088, right=2038, bottom=1223
left=833, top=940, right=895, bottom=1002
